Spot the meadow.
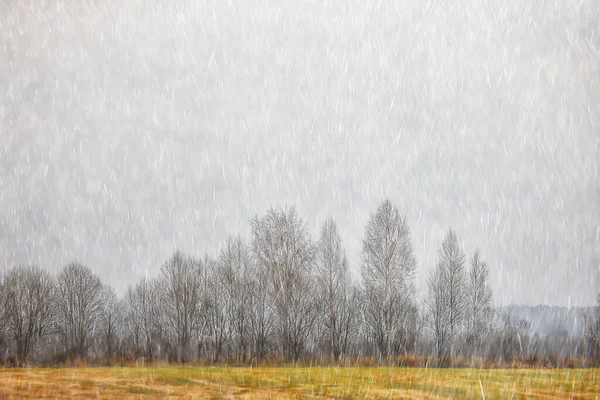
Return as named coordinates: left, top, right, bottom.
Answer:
left=0, top=365, right=598, bottom=399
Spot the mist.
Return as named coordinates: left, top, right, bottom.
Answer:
left=1, top=0, right=598, bottom=306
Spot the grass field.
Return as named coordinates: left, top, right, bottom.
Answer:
left=0, top=365, right=598, bottom=399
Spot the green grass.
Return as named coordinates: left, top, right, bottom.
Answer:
left=0, top=365, right=598, bottom=398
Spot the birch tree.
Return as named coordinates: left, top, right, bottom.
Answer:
left=465, top=250, right=493, bottom=357
left=442, top=231, right=466, bottom=360
left=250, top=207, right=317, bottom=361
left=360, top=200, right=417, bottom=361
left=427, top=262, right=450, bottom=363
left=427, top=230, right=466, bottom=364
left=315, top=217, right=356, bottom=361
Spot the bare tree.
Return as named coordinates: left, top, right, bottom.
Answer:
left=0, top=286, right=5, bottom=364
left=515, top=319, right=531, bottom=358
left=247, top=261, right=275, bottom=363
left=124, top=286, right=143, bottom=358
left=465, top=250, right=493, bottom=357
left=427, top=262, right=450, bottom=363
left=125, top=277, right=160, bottom=360
left=250, top=207, right=318, bottom=361
left=441, top=230, right=466, bottom=361
left=360, top=200, right=417, bottom=361
left=219, top=236, right=252, bottom=362
left=99, top=285, right=125, bottom=360
left=496, top=311, right=530, bottom=362
left=1, top=265, right=55, bottom=365
left=335, top=284, right=362, bottom=360
left=427, top=230, right=467, bottom=365
left=401, top=302, right=421, bottom=356
left=583, top=292, right=600, bottom=363
left=56, top=261, right=104, bottom=357
left=158, top=251, right=203, bottom=362
left=204, top=254, right=230, bottom=362
left=315, top=217, right=356, bottom=362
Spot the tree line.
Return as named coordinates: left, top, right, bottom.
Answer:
left=1, top=200, right=598, bottom=367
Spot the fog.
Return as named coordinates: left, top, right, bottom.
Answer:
left=1, top=0, right=598, bottom=306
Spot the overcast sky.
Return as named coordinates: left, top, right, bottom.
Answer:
left=1, top=0, right=598, bottom=306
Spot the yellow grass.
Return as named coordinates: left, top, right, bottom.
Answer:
left=0, top=366, right=598, bottom=399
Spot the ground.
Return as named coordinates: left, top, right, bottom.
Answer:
left=0, top=366, right=598, bottom=399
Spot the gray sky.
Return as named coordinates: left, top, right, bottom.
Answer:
left=1, top=0, right=598, bottom=306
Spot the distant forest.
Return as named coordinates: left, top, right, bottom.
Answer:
left=1, top=200, right=599, bottom=367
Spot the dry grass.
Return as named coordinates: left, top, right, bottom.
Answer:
left=0, top=365, right=598, bottom=399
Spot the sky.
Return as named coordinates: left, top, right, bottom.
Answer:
left=1, top=0, right=598, bottom=307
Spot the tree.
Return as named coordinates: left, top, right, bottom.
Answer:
left=427, top=230, right=466, bottom=364
left=329, top=284, right=362, bottom=361
left=158, top=251, right=203, bottom=362
left=99, top=285, right=125, bottom=359
left=440, top=230, right=466, bottom=360
left=247, top=261, right=275, bottom=363
left=125, top=277, right=160, bottom=360
left=515, top=319, right=531, bottom=358
left=583, top=292, right=600, bottom=362
left=360, top=200, right=417, bottom=361
left=465, top=250, right=493, bottom=357
left=250, top=207, right=318, bottom=361
left=0, top=296, right=5, bottom=364
left=427, top=261, right=450, bottom=363
left=219, top=236, right=252, bottom=362
left=204, top=254, right=230, bottom=362
left=56, top=261, right=104, bottom=357
left=315, top=217, right=357, bottom=362
left=496, top=311, right=529, bottom=362
left=1, top=265, right=55, bottom=365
